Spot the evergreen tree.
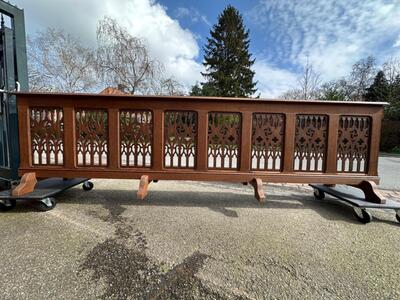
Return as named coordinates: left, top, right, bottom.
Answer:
left=190, top=82, right=217, bottom=96
left=318, top=82, right=347, bottom=101
left=365, top=71, right=389, bottom=102
left=201, top=5, right=257, bottom=97
left=190, top=83, right=203, bottom=96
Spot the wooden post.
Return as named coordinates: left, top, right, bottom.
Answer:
left=368, top=112, right=383, bottom=176
left=325, top=114, right=339, bottom=173
left=63, top=106, right=76, bottom=169
left=196, top=110, right=208, bottom=171
left=283, top=113, right=296, bottom=173
left=152, top=109, right=164, bottom=171
left=240, top=112, right=252, bottom=172
left=108, top=108, right=120, bottom=169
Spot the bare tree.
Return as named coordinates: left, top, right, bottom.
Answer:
left=318, top=57, right=377, bottom=102
left=28, top=18, right=184, bottom=95
left=280, top=88, right=303, bottom=100
left=298, top=57, right=321, bottom=100
left=96, top=17, right=185, bottom=95
left=280, top=58, right=320, bottom=100
left=27, top=28, right=97, bottom=92
left=349, top=56, right=376, bottom=101
left=151, top=77, right=185, bottom=96
left=96, top=17, right=159, bottom=94
left=382, top=56, right=400, bottom=116
left=382, top=56, right=400, bottom=84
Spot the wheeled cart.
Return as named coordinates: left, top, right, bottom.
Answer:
left=0, top=177, right=93, bottom=212
left=310, top=184, right=400, bottom=224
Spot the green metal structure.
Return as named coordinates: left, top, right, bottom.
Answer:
left=0, top=0, right=28, bottom=185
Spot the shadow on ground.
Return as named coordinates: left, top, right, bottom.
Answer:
left=2, top=181, right=399, bottom=299
left=4, top=181, right=399, bottom=226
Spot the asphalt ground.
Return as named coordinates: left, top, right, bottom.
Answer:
left=1, top=179, right=400, bottom=299
left=378, top=155, right=400, bottom=190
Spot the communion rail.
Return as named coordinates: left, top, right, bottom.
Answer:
left=15, top=92, right=386, bottom=202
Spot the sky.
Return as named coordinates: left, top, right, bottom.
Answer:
left=10, top=0, right=400, bottom=97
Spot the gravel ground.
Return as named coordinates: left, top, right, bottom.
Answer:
left=1, top=179, right=400, bottom=299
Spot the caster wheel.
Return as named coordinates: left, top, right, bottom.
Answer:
left=35, top=197, right=56, bottom=212
left=82, top=181, right=94, bottom=191
left=0, top=199, right=16, bottom=211
left=313, top=188, right=325, bottom=200
left=353, top=208, right=372, bottom=224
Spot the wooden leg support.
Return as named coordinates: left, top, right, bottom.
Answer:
left=137, top=175, right=150, bottom=200
left=12, top=172, right=37, bottom=196
left=351, top=180, right=385, bottom=204
left=250, top=178, right=266, bottom=203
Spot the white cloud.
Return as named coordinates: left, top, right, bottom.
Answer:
left=254, top=60, right=298, bottom=98
left=14, top=0, right=203, bottom=89
left=394, top=36, right=400, bottom=48
left=249, top=0, right=400, bottom=82
left=175, top=7, right=211, bottom=26
left=175, top=7, right=191, bottom=18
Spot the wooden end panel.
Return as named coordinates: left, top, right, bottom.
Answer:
left=17, top=101, right=31, bottom=169
left=368, top=112, right=383, bottom=176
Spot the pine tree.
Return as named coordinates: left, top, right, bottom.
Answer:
left=190, top=82, right=217, bottom=96
left=190, top=83, right=203, bottom=96
left=201, top=5, right=257, bottom=97
left=365, top=71, right=388, bottom=102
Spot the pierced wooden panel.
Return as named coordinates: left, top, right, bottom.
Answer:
left=76, top=109, right=108, bottom=166
left=208, top=112, right=241, bottom=169
left=164, top=111, right=197, bottom=168
left=251, top=113, right=285, bottom=171
left=120, top=110, right=152, bottom=167
left=30, top=107, right=64, bottom=165
left=294, top=115, right=328, bottom=172
left=337, top=116, right=371, bottom=173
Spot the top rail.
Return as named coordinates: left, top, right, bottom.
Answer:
left=15, top=92, right=386, bottom=185
left=14, top=91, right=388, bottom=106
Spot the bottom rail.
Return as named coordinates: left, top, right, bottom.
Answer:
left=18, top=168, right=379, bottom=185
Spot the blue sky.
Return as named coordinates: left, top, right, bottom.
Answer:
left=12, top=0, right=400, bottom=97
left=165, top=1, right=255, bottom=54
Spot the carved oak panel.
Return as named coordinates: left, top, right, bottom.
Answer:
left=251, top=113, right=285, bottom=171
left=76, top=109, right=108, bottom=166
left=120, top=110, right=152, bottom=167
left=164, top=111, right=197, bottom=168
left=30, top=107, right=64, bottom=165
left=294, top=115, right=328, bottom=172
left=337, top=116, right=371, bottom=173
left=208, top=112, right=241, bottom=169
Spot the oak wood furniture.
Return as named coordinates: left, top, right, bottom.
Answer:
left=14, top=92, right=386, bottom=203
